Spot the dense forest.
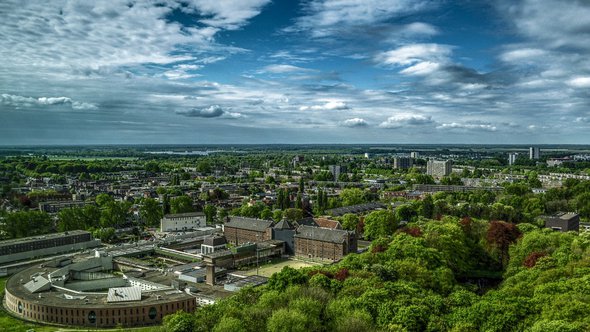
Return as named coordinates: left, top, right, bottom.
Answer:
left=164, top=217, right=590, bottom=332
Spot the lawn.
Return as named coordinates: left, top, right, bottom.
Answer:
left=242, top=258, right=320, bottom=278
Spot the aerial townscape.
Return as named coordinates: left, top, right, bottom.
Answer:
left=1, top=1, right=590, bottom=332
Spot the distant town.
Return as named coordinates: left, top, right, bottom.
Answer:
left=1, top=144, right=590, bottom=330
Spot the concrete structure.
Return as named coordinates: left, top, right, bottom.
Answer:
left=529, top=147, right=540, bottom=160
left=410, top=151, right=419, bottom=158
left=426, top=160, right=452, bottom=178
left=223, top=217, right=272, bottom=245
left=508, top=153, right=518, bottom=165
left=223, top=275, right=268, bottom=292
left=160, top=212, right=206, bottom=232
left=0, top=230, right=100, bottom=265
left=543, top=212, right=580, bottom=232
left=200, top=235, right=227, bottom=255
left=393, top=157, right=413, bottom=170
left=328, top=165, right=347, bottom=182
left=294, top=225, right=357, bottom=261
left=4, top=254, right=197, bottom=327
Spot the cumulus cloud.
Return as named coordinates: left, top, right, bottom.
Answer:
left=0, top=94, right=97, bottom=110
left=341, top=118, right=368, bottom=127
left=176, top=105, right=242, bottom=119
left=299, top=101, right=349, bottom=111
left=378, top=114, right=434, bottom=128
left=437, top=122, right=497, bottom=132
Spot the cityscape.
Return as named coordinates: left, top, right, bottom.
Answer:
left=1, top=1, right=590, bottom=332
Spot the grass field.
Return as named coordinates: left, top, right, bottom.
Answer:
left=242, top=259, right=320, bottom=278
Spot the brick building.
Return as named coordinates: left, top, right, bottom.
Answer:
left=223, top=217, right=272, bottom=245
left=294, top=225, right=357, bottom=261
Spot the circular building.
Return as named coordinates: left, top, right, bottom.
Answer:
left=3, top=253, right=197, bottom=328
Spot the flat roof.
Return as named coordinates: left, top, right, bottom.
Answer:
left=0, top=230, right=90, bottom=247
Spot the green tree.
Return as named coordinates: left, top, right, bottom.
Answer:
left=163, top=310, right=195, bottom=332
left=139, top=198, right=163, bottom=227
left=204, top=204, right=218, bottom=224
left=363, top=210, right=397, bottom=239
left=341, top=213, right=360, bottom=231
left=170, top=195, right=195, bottom=214
left=283, top=208, right=304, bottom=222
left=340, top=188, right=366, bottom=206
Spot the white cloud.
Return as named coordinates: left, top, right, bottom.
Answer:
left=376, top=44, right=452, bottom=66
left=299, top=101, right=349, bottom=111
left=401, top=22, right=439, bottom=36
left=567, top=77, right=590, bottom=88
left=291, top=0, right=438, bottom=37
left=176, top=104, right=243, bottom=119
left=259, top=64, right=312, bottom=74
left=500, top=48, right=546, bottom=62
left=437, top=122, right=497, bottom=132
left=0, top=94, right=97, bottom=110
left=378, top=114, right=434, bottom=128
left=400, top=61, right=441, bottom=76
left=341, top=118, right=368, bottom=127
left=185, top=0, right=271, bottom=30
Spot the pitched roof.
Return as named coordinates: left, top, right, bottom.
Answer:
left=273, top=219, right=294, bottom=230
left=294, top=225, right=351, bottom=244
left=314, top=218, right=342, bottom=229
left=225, top=217, right=272, bottom=232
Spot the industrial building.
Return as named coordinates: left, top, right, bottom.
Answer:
left=0, top=230, right=100, bottom=265
left=4, top=251, right=197, bottom=327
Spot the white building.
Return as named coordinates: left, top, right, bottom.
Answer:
left=426, top=160, right=452, bottom=178
left=508, top=152, right=518, bottom=165
left=160, top=212, right=206, bottom=232
left=529, top=147, right=540, bottom=160
left=410, top=151, right=419, bottom=158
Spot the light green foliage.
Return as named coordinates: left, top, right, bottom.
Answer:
left=339, top=188, right=367, bottom=206
left=163, top=310, right=195, bottom=332
left=363, top=209, right=397, bottom=239
left=341, top=213, right=360, bottom=231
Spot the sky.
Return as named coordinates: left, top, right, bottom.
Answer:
left=0, top=0, right=589, bottom=145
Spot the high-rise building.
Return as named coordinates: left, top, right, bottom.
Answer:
left=529, top=147, right=540, bottom=160
left=426, top=160, right=452, bottom=178
left=393, top=157, right=413, bottom=169
left=508, top=152, right=518, bottom=165
left=328, top=165, right=347, bottom=181
left=410, top=151, right=419, bottom=158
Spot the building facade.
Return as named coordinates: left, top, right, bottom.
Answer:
left=426, top=160, right=452, bottom=178
left=393, top=157, right=414, bottom=169
left=543, top=212, right=580, bottom=232
left=160, top=212, right=206, bottom=232
left=294, top=225, right=357, bottom=261
left=529, top=147, right=540, bottom=160
left=223, top=217, right=272, bottom=245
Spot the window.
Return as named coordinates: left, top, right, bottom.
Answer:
left=148, top=307, right=157, bottom=320
left=88, top=311, right=96, bottom=324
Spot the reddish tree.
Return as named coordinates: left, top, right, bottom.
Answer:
left=334, top=268, right=349, bottom=281
left=523, top=252, right=547, bottom=268
left=486, top=220, right=522, bottom=266
left=371, top=244, right=386, bottom=253
left=400, top=226, right=423, bottom=237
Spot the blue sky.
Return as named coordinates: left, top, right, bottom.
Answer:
left=0, top=0, right=589, bottom=145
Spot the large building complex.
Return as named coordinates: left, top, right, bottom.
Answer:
left=426, top=160, right=452, bottom=178
left=160, top=212, right=206, bottom=232
left=223, top=217, right=273, bottom=245
left=0, top=230, right=100, bottom=265
left=4, top=252, right=197, bottom=328
left=393, top=157, right=413, bottom=169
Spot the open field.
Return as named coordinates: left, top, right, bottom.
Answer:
left=241, top=259, right=321, bottom=278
